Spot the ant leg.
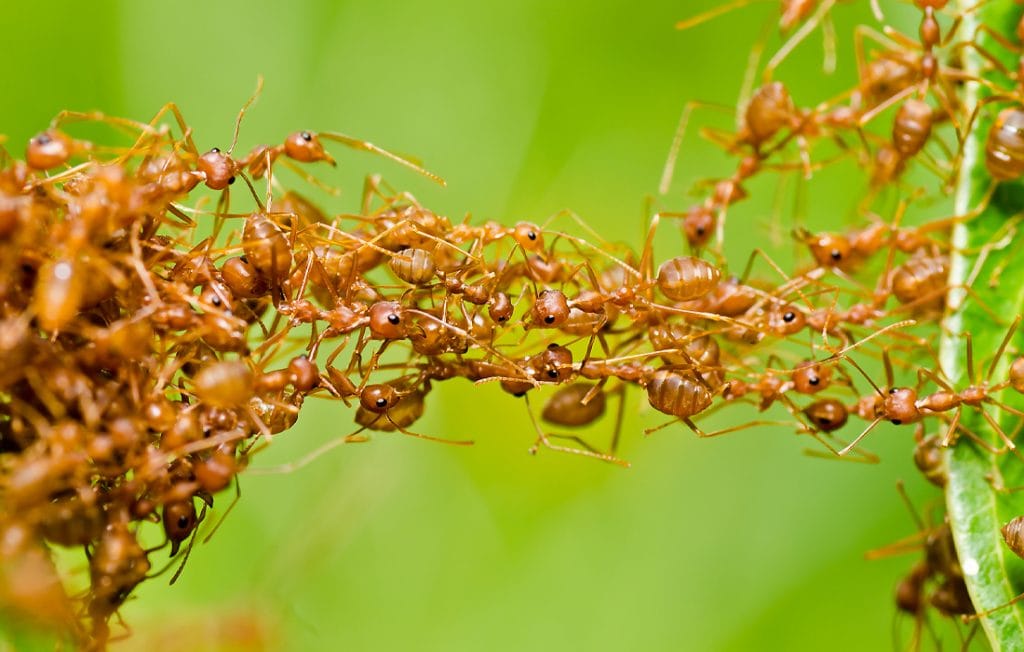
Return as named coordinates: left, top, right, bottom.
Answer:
left=280, top=159, right=343, bottom=196
left=737, top=247, right=816, bottom=309
left=317, top=131, right=446, bottom=186
left=737, top=19, right=772, bottom=126
left=227, top=76, right=263, bottom=155
left=978, top=408, right=1024, bottom=462
left=129, top=102, right=199, bottom=157
left=964, top=592, right=1024, bottom=621
left=696, top=419, right=801, bottom=438
left=250, top=427, right=370, bottom=475
left=879, top=25, right=921, bottom=52
left=608, top=383, right=627, bottom=455
left=820, top=7, right=837, bottom=75
left=839, top=416, right=883, bottom=456
left=674, top=0, right=760, bottom=31
left=658, top=101, right=735, bottom=195
left=764, top=0, right=838, bottom=81
left=201, top=477, right=242, bottom=544
left=390, top=416, right=474, bottom=447
left=524, top=395, right=626, bottom=465
left=858, top=85, right=918, bottom=129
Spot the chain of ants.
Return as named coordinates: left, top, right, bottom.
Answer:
left=3, top=1, right=1024, bottom=648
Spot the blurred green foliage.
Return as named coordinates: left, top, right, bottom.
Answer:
left=1, top=0, right=973, bottom=649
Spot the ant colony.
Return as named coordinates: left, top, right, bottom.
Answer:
left=3, top=1, right=1024, bottom=648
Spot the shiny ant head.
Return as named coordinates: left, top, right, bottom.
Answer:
left=26, top=129, right=74, bottom=170
left=196, top=148, right=237, bottom=190
left=283, top=131, right=335, bottom=165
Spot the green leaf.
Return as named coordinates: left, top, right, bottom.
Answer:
left=945, top=2, right=1024, bottom=649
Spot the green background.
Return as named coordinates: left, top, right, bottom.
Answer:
left=2, top=0, right=970, bottom=649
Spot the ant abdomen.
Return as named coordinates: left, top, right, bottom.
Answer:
left=656, top=256, right=721, bottom=302
left=1002, top=516, right=1024, bottom=560
left=193, top=361, right=254, bottom=409
left=389, top=247, right=436, bottom=286
left=892, top=99, right=933, bottom=158
left=542, top=383, right=607, bottom=427
left=913, top=435, right=946, bottom=487
left=242, top=213, right=292, bottom=285
left=644, top=368, right=713, bottom=419
left=986, top=108, right=1024, bottom=181
left=803, top=398, right=848, bottom=433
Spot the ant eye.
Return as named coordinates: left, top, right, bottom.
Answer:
left=35, top=133, right=51, bottom=145
left=497, top=315, right=508, bottom=322
left=211, top=296, right=222, bottom=306
left=210, top=147, right=220, bottom=153
left=889, top=387, right=900, bottom=394
left=301, top=131, right=312, bottom=141
left=696, top=226, right=705, bottom=235
left=809, top=376, right=819, bottom=385
left=547, top=370, right=558, bottom=378
left=830, top=250, right=842, bottom=260
left=891, top=419, right=902, bottom=425
left=819, top=417, right=832, bottom=426
left=177, top=515, right=189, bottom=528
left=527, top=231, right=537, bottom=241
left=783, top=311, right=796, bottom=322
left=376, top=398, right=387, bottom=408
left=387, top=314, right=401, bottom=325
left=544, top=315, right=555, bottom=324
left=228, top=177, right=236, bottom=185
left=547, top=343, right=558, bottom=350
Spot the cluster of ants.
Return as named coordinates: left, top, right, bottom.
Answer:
left=4, top=0, right=1024, bottom=649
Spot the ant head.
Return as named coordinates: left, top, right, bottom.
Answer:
left=368, top=301, right=407, bottom=339
left=163, top=500, right=198, bottom=557
left=487, top=292, right=514, bottom=324
left=283, top=131, right=335, bottom=166
left=512, top=222, right=545, bottom=253
left=803, top=232, right=852, bottom=268
left=531, top=289, right=570, bottom=328
left=196, top=148, right=237, bottom=190
left=792, top=360, right=831, bottom=395
left=768, top=303, right=805, bottom=336
left=883, top=388, right=921, bottom=425
left=360, top=384, right=401, bottom=413
left=683, top=206, right=715, bottom=248
left=198, top=282, right=234, bottom=315
left=288, top=356, right=319, bottom=392
left=26, top=129, right=73, bottom=170
left=531, top=344, right=574, bottom=384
